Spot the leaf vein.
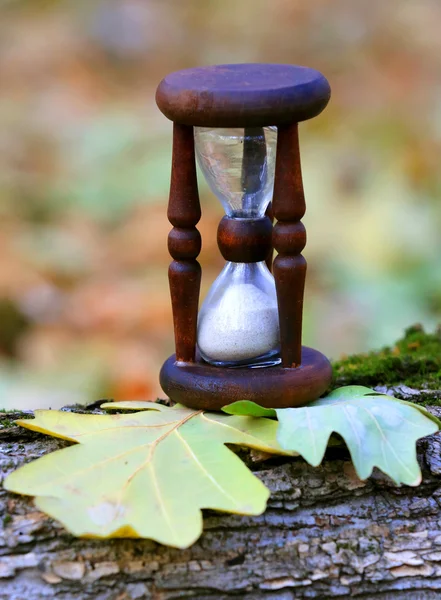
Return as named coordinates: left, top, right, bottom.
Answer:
left=174, top=429, right=240, bottom=509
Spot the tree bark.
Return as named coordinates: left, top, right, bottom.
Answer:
left=2, top=405, right=441, bottom=600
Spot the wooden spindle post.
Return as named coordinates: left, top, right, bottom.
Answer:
left=272, top=123, right=307, bottom=368
left=167, top=124, right=201, bottom=363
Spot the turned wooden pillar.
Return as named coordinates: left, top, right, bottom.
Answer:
left=167, top=123, right=201, bottom=363
left=272, top=123, right=307, bottom=367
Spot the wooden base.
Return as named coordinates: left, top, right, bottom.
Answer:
left=160, top=346, right=332, bottom=411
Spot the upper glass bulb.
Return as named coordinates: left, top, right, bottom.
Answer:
left=195, top=126, right=277, bottom=218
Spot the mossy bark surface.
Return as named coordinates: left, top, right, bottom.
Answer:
left=1, top=325, right=441, bottom=599
left=333, top=324, right=441, bottom=404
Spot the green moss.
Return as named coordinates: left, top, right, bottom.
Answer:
left=0, top=410, right=32, bottom=429
left=0, top=409, right=29, bottom=416
left=3, top=515, right=12, bottom=527
left=333, top=324, right=441, bottom=404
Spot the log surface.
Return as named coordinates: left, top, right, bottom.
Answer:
left=1, top=407, right=441, bottom=600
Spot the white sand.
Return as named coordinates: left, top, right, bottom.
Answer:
left=197, top=282, right=279, bottom=363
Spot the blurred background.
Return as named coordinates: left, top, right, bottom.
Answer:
left=1, top=0, right=441, bottom=409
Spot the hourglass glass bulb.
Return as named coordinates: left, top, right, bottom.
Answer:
left=195, top=126, right=277, bottom=217
left=197, top=262, right=280, bottom=367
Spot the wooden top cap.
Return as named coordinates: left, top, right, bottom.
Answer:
left=156, top=63, right=331, bottom=127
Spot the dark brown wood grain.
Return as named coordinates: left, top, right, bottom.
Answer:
left=272, top=123, right=307, bottom=368
left=168, top=124, right=201, bottom=228
left=156, top=64, right=331, bottom=127
left=272, top=221, right=306, bottom=255
left=168, top=227, right=201, bottom=260
left=217, top=216, right=272, bottom=263
left=160, top=346, right=332, bottom=410
left=167, top=123, right=201, bottom=363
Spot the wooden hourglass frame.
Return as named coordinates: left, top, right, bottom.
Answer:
left=156, top=64, right=333, bottom=410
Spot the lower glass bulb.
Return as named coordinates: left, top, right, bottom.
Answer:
left=197, top=262, right=281, bottom=367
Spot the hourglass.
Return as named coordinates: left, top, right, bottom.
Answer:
left=156, top=63, right=333, bottom=410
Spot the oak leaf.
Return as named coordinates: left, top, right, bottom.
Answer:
left=4, top=401, right=290, bottom=548
left=223, top=386, right=439, bottom=486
